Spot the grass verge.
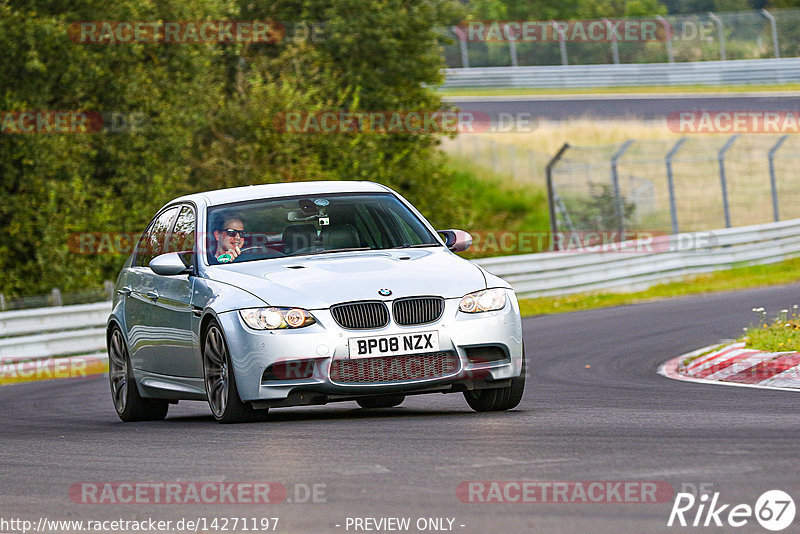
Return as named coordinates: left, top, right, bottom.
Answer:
left=438, top=83, right=800, bottom=97
left=740, top=306, right=800, bottom=352
left=518, top=257, right=800, bottom=317
left=444, top=156, right=550, bottom=259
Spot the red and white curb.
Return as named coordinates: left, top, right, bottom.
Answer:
left=659, top=342, right=800, bottom=392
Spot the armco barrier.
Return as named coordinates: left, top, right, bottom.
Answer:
left=0, top=301, right=110, bottom=338
left=2, top=217, right=800, bottom=366
left=441, top=58, right=800, bottom=89
left=475, top=218, right=800, bottom=297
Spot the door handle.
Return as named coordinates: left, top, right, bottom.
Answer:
left=146, top=290, right=159, bottom=301
left=117, top=287, right=132, bottom=296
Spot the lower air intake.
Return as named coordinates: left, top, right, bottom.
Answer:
left=330, top=352, right=459, bottom=384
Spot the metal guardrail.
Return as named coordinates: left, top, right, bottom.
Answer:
left=0, top=329, right=107, bottom=363
left=2, top=217, right=799, bottom=364
left=441, top=58, right=800, bottom=88
left=0, top=302, right=110, bottom=364
left=0, top=301, right=110, bottom=338
left=475, top=217, right=800, bottom=297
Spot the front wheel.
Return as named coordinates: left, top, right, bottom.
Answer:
left=356, top=395, right=405, bottom=409
left=203, top=322, right=265, bottom=423
left=464, top=354, right=526, bottom=412
left=108, top=327, right=168, bottom=422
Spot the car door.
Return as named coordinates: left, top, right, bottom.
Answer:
left=152, top=204, right=202, bottom=378
left=123, top=206, right=179, bottom=373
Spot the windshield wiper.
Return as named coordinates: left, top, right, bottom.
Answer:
left=390, top=243, right=441, bottom=249
left=290, top=247, right=370, bottom=257
left=317, top=247, right=371, bottom=254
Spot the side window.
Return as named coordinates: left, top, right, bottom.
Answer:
left=168, top=205, right=196, bottom=266
left=134, top=207, right=179, bottom=268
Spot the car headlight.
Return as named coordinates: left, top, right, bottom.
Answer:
left=239, top=307, right=316, bottom=329
left=459, top=289, right=507, bottom=313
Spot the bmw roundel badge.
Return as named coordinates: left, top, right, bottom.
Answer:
left=378, top=288, right=392, bottom=296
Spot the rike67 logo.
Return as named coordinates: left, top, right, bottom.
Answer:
left=668, top=490, right=795, bottom=531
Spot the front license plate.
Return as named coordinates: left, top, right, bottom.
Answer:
left=349, top=331, right=439, bottom=359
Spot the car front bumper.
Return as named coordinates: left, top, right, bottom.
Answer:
left=216, top=289, right=524, bottom=405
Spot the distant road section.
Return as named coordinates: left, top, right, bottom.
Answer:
left=444, top=93, right=800, bottom=120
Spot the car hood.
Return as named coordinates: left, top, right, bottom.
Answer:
left=205, top=248, right=488, bottom=309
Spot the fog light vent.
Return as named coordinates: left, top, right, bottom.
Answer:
left=262, top=360, right=315, bottom=381
left=465, top=346, right=507, bottom=364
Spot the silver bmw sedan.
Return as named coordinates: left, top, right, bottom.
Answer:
left=108, top=181, right=525, bottom=423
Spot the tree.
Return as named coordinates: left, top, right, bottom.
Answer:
left=0, top=0, right=466, bottom=297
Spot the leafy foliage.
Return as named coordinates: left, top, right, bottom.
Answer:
left=0, top=0, right=465, bottom=296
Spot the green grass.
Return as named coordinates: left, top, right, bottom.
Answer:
left=740, top=306, right=800, bottom=352
left=444, top=157, right=550, bottom=259
left=438, top=83, right=800, bottom=97
left=518, top=257, right=800, bottom=317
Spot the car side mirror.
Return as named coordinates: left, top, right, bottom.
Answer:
left=150, top=252, right=192, bottom=276
left=438, top=229, right=473, bottom=252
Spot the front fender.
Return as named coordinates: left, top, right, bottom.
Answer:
left=192, top=277, right=268, bottom=314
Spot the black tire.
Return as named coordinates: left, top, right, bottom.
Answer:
left=464, top=352, right=526, bottom=412
left=203, top=321, right=265, bottom=423
left=356, top=395, right=405, bottom=409
left=108, top=327, right=169, bottom=422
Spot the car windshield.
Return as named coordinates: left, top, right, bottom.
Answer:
left=205, top=192, right=441, bottom=264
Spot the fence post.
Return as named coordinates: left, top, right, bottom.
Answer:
left=552, top=21, right=568, bottom=66
left=708, top=12, right=726, bottom=61
left=768, top=135, right=788, bottom=222
left=665, top=137, right=687, bottom=235
left=546, top=143, right=571, bottom=250
left=104, top=280, right=115, bottom=301
left=528, top=150, right=536, bottom=184
left=718, top=135, right=738, bottom=228
left=611, top=140, right=635, bottom=237
left=0, top=293, right=5, bottom=312
left=509, top=145, right=518, bottom=180
left=506, top=23, right=519, bottom=67
left=50, top=288, right=63, bottom=307
left=761, top=9, right=780, bottom=59
left=452, top=26, right=469, bottom=68
left=604, top=19, right=620, bottom=64
left=656, top=15, right=674, bottom=63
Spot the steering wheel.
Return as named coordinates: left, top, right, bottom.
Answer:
left=232, top=245, right=285, bottom=261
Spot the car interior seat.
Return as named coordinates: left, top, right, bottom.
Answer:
left=282, top=224, right=318, bottom=254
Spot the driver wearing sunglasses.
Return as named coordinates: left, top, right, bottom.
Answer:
left=213, top=214, right=247, bottom=263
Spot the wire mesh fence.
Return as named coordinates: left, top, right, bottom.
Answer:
left=549, top=135, right=800, bottom=237
left=443, top=8, right=800, bottom=68
left=441, top=133, right=800, bottom=240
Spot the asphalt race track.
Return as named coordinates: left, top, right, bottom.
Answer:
left=445, top=93, right=800, bottom=120
left=3, top=284, right=800, bottom=533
